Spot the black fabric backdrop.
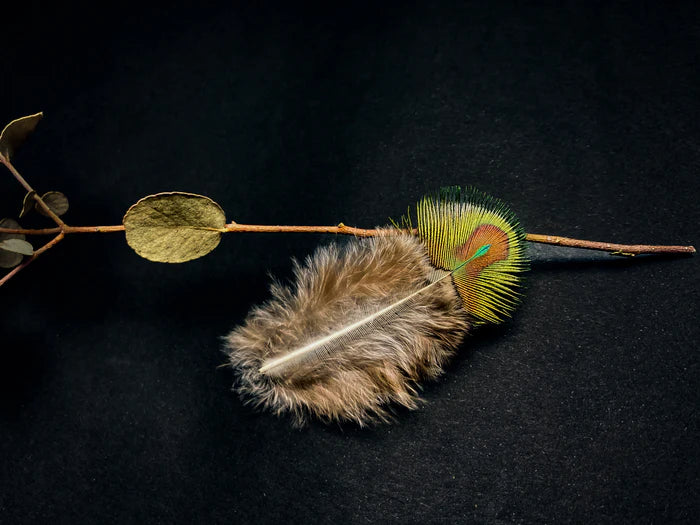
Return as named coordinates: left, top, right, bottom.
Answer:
left=1, top=3, right=698, bottom=524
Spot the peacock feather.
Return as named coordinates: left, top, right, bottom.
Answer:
left=416, top=186, right=528, bottom=325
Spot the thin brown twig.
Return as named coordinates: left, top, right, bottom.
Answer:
left=0, top=226, right=62, bottom=235
left=0, top=223, right=695, bottom=255
left=524, top=233, right=696, bottom=256
left=0, top=224, right=694, bottom=289
left=224, top=222, right=380, bottom=237
left=0, top=225, right=127, bottom=235
left=222, top=224, right=695, bottom=255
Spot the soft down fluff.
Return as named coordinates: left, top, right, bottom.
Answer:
left=224, top=232, right=469, bottom=426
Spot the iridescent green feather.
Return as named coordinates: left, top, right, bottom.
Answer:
left=416, top=186, right=528, bottom=324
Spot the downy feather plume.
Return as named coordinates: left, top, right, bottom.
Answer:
left=225, top=188, right=527, bottom=426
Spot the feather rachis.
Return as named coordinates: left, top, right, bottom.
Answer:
left=258, top=257, right=472, bottom=377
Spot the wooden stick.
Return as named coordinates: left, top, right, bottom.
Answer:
left=0, top=223, right=694, bottom=256
left=524, top=233, right=695, bottom=256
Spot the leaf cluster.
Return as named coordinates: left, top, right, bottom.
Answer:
left=0, top=114, right=69, bottom=269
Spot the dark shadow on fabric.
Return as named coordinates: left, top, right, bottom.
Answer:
left=529, top=253, right=694, bottom=273
left=0, top=333, right=49, bottom=419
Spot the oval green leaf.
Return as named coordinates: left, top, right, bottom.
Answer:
left=0, top=238, right=34, bottom=256
left=38, top=191, right=70, bottom=217
left=0, top=218, right=27, bottom=268
left=123, top=192, right=226, bottom=263
left=0, top=112, right=43, bottom=159
left=0, top=249, right=22, bottom=268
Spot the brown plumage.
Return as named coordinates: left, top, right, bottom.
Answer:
left=224, top=231, right=469, bottom=426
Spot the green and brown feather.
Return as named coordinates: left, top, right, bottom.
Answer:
left=416, top=187, right=528, bottom=324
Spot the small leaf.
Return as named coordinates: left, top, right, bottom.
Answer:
left=0, top=218, right=27, bottom=269
left=0, top=218, right=25, bottom=240
left=0, top=238, right=34, bottom=256
left=0, top=217, right=24, bottom=236
left=0, top=249, right=23, bottom=268
left=19, top=191, right=37, bottom=218
left=123, top=192, right=226, bottom=263
left=37, top=191, right=70, bottom=217
left=0, top=112, right=43, bottom=159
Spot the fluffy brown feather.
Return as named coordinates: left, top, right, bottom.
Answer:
left=224, top=232, right=469, bottom=426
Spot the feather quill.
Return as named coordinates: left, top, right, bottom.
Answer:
left=258, top=252, right=481, bottom=378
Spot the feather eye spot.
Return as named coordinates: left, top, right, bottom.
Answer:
left=455, top=224, right=510, bottom=265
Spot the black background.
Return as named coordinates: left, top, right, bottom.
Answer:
left=1, top=3, right=699, bottom=524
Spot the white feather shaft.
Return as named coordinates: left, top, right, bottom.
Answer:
left=258, top=277, right=445, bottom=376
left=259, top=247, right=488, bottom=377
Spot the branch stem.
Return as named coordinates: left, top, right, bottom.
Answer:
left=0, top=225, right=127, bottom=235
left=222, top=224, right=694, bottom=255
left=224, top=222, right=379, bottom=237
left=525, top=233, right=695, bottom=256
left=0, top=223, right=695, bottom=255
